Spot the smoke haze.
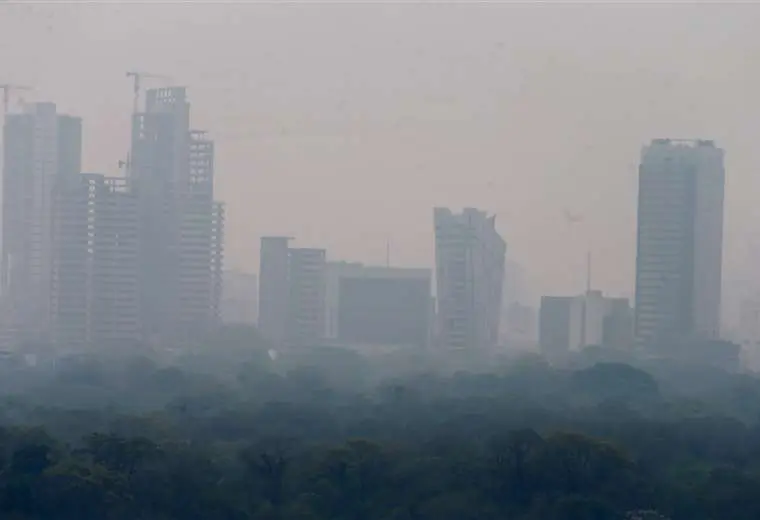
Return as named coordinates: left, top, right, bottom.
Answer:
left=2, top=2, right=760, bottom=312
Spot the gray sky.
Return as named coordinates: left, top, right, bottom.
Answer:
left=2, top=1, right=760, bottom=314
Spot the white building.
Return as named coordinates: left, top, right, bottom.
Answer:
left=2, top=103, right=82, bottom=347
left=434, top=207, right=506, bottom=349
left=325, top=262, right=432, bottom=348
left=635, top=139, right=725, bottom=346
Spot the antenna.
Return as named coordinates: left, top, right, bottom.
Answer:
left=586, top=250, right=592, bottom=294
left=386, top=238, right=391, bottom=267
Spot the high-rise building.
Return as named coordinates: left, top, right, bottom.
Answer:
left=129, top=87, right=224, bottom=346
left=2, top=103, right=82, bottom=346
left=49, top=174, right=140, bottom=350
left=539, top=291, right=633, bottom=357
left=258, top=236, right=291, bottom=345
left=325, top=262, right=432, bottom=348
left=287, top=248, right=327, bottom=347
left=258, top=238, right=326, bottom=347
left=434, top=207, right=506, bottom=349
left=634, top=139, right=725, bottom=346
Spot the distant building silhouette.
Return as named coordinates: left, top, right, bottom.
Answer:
left=539, top=291, right=633, bottom=358
left=258, top=238, right=326, bottom=347
left=49, top=174, right=140, bottom=350
left=325, top=262, right=432, bottom=348
left=129, top=87, right=224, bottom=347
left=434, top=207, right=506, bottom=349
left=1, top=103, right=82, bottom=347
left=634, top=139, right=725, bottom=346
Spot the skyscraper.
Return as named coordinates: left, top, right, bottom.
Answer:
left=434, top=207, right=506, bottom=349
left=634, top=139, right=725, bottom=346
left=129, top=87, right=224, bottom=346
left=2, top=102, right=82, bottom=346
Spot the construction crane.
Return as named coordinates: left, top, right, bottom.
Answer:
left=0, top=84, right=32, bottom=118
left=125, top=71, right=170, bottom=114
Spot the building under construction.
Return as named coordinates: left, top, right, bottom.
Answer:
left=0, top=85, right=224, bottom=352
left=129, top=87, right=224, bottom=346
left=49, top=174, right=141, bottom=350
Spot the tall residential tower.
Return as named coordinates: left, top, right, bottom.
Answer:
left=434, top=207, right=506, bottom=349
left=2, top=103, right=82, bottom=346
left=130, top=87, right=224, bottom=346
left=634, top=139, right=725, bottom=346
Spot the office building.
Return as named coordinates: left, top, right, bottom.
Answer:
left=434, top=207, right=506, bottom=349
left=287, top=248, right=327, bottom=346
left=539, top=295, right=584, bottom=357
left=49, top=174, right=140, bottom=350
left=539, top=291, right=633, bottom=357
left=130, top=87, right=224, bottom=346
left=258, top=238, right=326, bottom=347
left=258, top=236, right=291, bottom=345
left=2, top=102, right=82, bottom=346
left=325, top=262, right=432, bottom=348
left=635, top=139, right=725, bottom=346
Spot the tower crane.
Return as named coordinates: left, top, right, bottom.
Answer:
left=125, top=71, right=170, bottom=114
left=0, top=84, right=32, bottom=118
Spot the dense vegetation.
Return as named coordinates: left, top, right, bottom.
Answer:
left=0, top=327, right=759, bottom=519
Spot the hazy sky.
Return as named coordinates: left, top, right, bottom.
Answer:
left=2, top=1, right=760, bottom=314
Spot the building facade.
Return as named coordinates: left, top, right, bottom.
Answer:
left=434, top=207, right=506, bottom=349
left=258, top=236, right=291, bottom=345
left=129, top=87, right=224, bottom=346
left=49, top=174, right=140, bottom=350
left=634, top=139, right=725, bottom=346
left=2, top=103, right=82, bottom=346
left=539, top=291, right=633, bottom=357
left=287, top=248, right=327, bottom=347
left=258, top=238, right=326, bottom=347
left=325, top=262, right=432, bottom=348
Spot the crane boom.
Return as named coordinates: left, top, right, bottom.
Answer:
left=0, top=84, right=32, bottom=118
left=125, top=71, right=170, bottom=114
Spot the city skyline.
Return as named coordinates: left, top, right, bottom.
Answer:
left=7, top=3, right=760, bottom=313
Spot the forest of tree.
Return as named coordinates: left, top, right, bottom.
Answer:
left=0, top=328, right=758, bottom=519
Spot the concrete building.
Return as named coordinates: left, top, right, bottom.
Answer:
left=258, top=236, right=291, bottom=345
left=49, top=174, right=140, bottom=350
left=129, top=87, right=224, bottom=346
left=325, top=262, right=432, bottom=348
left=539, top=291, right=633, bottom=357
left=287, top=248, right=327, bottom=347
left=635, top=139, right=725, bottom=346
left=2, top=103, right=82, bottom=347
left=434, top=207, right=506, bottom=349
left=221, top=271, right=258, bottom=325
left=258, top=238, right=327, bottom=347
left=539, top=296, right=584, bottom=357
